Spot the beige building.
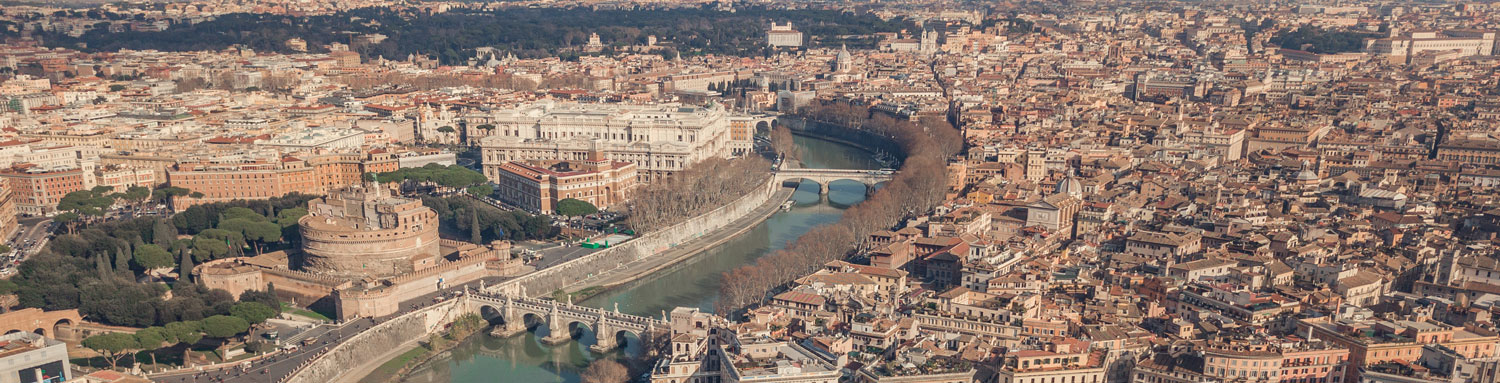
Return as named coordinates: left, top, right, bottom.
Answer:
left=1366, top=30, right=1496, bottom=64
left=492, top=155, right=637, bottom=214
left=479, top=101, right=749, bottom=182
left=996, top=341, right=1107, bottom=383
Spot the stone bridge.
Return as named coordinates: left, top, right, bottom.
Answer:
left=468, top=290, right=666, bottom=353
left=774, top=168, right=895, bottom=195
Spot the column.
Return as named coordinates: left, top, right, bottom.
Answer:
left=540, top=302, right=571, bottom=345
left=589, top=316, right=617, bottom=353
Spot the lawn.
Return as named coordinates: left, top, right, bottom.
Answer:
left=282, top=302, right=332, bottom=321
left=365, top=345, right=431, bottom=380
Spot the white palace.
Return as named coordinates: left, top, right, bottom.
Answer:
left=477, top=101, right=760, bottom=182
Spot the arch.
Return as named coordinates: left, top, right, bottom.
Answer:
left=3, top=329, right=20, bottom=335
left=609, top=329, right=641, bottom=352
left=781, top=177, right=818, bottom=190
left=521, top=313, right=546, bottom=331
left=32, top=328, right=46, bottom=337
left=52, top=319, right=74, bottom=341
left=566, top=321, right=594, bottom=340
left=479, top=305, right=505, bottom=326
left=755, top=120, right=772, bottom=134
left=825, top=179, right=872, bottom=194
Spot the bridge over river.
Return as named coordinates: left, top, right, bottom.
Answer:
left=468, top=290, right=667, bottom=353
left=773, top=167, right=895, bottom=195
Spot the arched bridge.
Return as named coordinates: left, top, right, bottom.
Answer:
left=774, top=168, right=896, bottom=195
left=468, top=291, right=666, bottom=352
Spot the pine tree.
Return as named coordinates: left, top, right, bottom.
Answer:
left=470, top=210, right=483, bottom=244
left=179, top=246, right=194, bottom=283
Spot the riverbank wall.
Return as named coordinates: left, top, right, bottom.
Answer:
left=492, top=175, right=781, bottom=298
left=285, top=299, right=469, bottom=383
left=561, top=185, right=797, bottom=301
left=777, top=116, right=907, bottom=160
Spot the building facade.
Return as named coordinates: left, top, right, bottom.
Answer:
left=492, top=155, right=637, bottom=214
left=479, top=101, right=748, bottom=182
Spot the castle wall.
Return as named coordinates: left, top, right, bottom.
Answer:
left=299, top=212, right=440, bottom=279
left=335, top=257, right=492, bottom=319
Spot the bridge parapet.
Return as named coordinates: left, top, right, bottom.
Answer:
left=772, top=169, right=896, bottom=195
left=466, top=290, right=666, bottom=352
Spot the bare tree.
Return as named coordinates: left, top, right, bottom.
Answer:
left=623, top=156, right=771, bottom=232
left=715, top=101, right=962, bottom=315
left=581, top=359, right=630, bottom=383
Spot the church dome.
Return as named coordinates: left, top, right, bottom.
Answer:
left=1056, top=175, right=1083, bottom=198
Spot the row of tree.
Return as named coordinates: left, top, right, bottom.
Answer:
left=621, top=156, right=772, bottom=232
left=13, top=195, right=308, bottom=327
left=82, top=300, right=276, bottom=369
left=714, top=104, right=961, bottom=314
left=421, top=196, right=559, bottom=242
left=370, top=163, right=488, bottom=190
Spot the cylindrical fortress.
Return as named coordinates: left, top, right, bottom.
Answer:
left=298, top=183, right=440, bottom=279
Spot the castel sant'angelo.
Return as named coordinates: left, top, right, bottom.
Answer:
left=196, top=182, right=525, bottom=319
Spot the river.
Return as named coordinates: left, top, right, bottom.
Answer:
left=363, top=135, right=878, bottom=383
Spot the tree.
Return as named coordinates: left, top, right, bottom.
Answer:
left=770, top=125, right=800, bottom=160
left=53, top=212, right=81, bottom=234
left=59, top=189, right=114, bottom=217
left=436, top=126, right=455, bottom=133
left=191, top=229, right=242, bottom=261
left=202, top=315, right=250, bottom=339
left=178, top=246, right=194, bottom=283
left=113, top=246, right=131, bottom=274
left=109, top=84, right=126, bottom=92
left=121, top=186, right=151, bottom=208
left=82, top=332, right=139, bottom=369
left=470, top=211, right=482, bottom=244
left=133, top=326, right=168, bottom=367
left=152, top=219, right=177, bottom=247
left=237, top=289, right=281, bottom=316
left=275, top=207, right=308, bottom=227
left=152, top=186, right=191, bottom=205
left=220, top=207, right=266, bottom=222
left=466, top=184, right=493, bottom=197
left=580, top=359, right=629, bottom=383
left=133, top=244, right=175, bottom=270
left=218, top=218, right=281, bottom=254
left=555, top=198, right=598, bottom=217
left=163, top=320, right=203, bottom=366
left=229, top=302, right=276, bottom=324
left=163, top=321, right=203, bottom=346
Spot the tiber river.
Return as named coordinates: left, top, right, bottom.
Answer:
left=363, top=135, right=880, bottom=383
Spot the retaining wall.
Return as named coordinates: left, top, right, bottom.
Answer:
left=494, top=176, right=779, bottom=297
left=284, top=299, right=468, bottom=383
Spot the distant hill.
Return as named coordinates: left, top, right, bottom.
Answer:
left=28, top=6, right=914, bottom=64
